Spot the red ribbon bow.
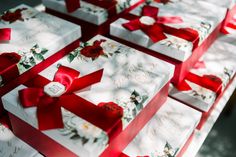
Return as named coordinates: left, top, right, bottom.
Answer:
left=0, top=52, right=21, bottom=85
left=0, top=28, right=11, bottom=42
left=123, top=5, right=199, bottom=47
left=19, top=65, right=123, bottom=141
left=176, top=72, right=223, bottom=95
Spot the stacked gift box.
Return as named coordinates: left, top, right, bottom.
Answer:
left=0, top=4, right=81, bottom=115
left=120, top=97, right=202, bottom=157
left=0, top=0, right=236, bottom=157
left=0, top=115, right=43, bottom=157
left=110, top=0, right=227, bottom=85
left=42, top=0, right=146, bottom=41
left=2, top=35, right=174, bottom=157
left=155, top=0, right=236, bottom=33
left=169, top=35, right=236, bottom=129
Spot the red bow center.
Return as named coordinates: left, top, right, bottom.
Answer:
left=139, top=16, right=156, bottom=26
left=43, top=82, right=66, bottom=97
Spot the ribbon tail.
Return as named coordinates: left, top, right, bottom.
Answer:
left=19, top=88, right=44, bottom=108
left=176, top=80, right=192, bottom=91
left=162, top=25, right=199, bottom=49
left=226, top=22, right=236, bottom=30
left=60, top=94, right=122, bottom=143
left=67, top=69, right=104, bottom=93
left=37, top=97, right=64, bottom=130
left=0, top=28, right=11, bottom=41
left=142, top=23, right=167, bottom=43
left=122, top=19, right=141, bottom=31
left=65, top=0, right=80, bottom=13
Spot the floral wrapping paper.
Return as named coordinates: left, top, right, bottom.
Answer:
left=164, top=0, right=236, bottom=9
left=0, top=4, right=81, bottom=86
left=42, top=0, right=142, bottom=25
left=0, top=122, right=43, bottom=157
left=110, top=1, right=223, bottom=61
left=169, top=35, right=236, bottom=112
left=2, top=35, right=174, bottom=157
left=153, top=0, right=227, bottom=23
left=123, top=97, right=202, bottom=157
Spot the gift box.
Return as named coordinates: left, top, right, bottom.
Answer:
left=0, top=4, right=81, bottom=115
left=159, top=0, right=236, bottom=34
left=42, top=0, right=145, bottom=41
left=169, top=35, right=236, bottom=129
left=120, top=97, right=201, bottom=157
left=0, top=116, right=43, bottom=157
left=2, top=35, right=174, bottom=157
left=110, top=1, right=225, bottom=85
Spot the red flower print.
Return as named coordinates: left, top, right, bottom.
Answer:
left=80, top=39, right=106, bottom=60
left=0, top=8, right=27, bottom=23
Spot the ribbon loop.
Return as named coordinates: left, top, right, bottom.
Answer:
left=53, top=65, right=80, bottom=91
left=19, top=88, right=44, bottom=108
left=0, top=28, right=11, bottom=41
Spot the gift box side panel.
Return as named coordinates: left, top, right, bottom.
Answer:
left=100, top=82, right=170, bottom=157
left=197, top=74, right=236, bottom=129
left=8, top=112, right=78, bottom=157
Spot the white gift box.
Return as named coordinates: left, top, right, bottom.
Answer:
left=110, top=2, right=225, bottom=61
left=171, top=0, right=236, bottom=9
left=169, top=35, right=236, bottom=112
left=123, top=97, right=202, bottom=157
left=0, top=4, right=81, bottom=86
left=42, top=0, right=142, bottom=25
left=0, top=122, right=43, bottom=157
left=2, top=35, right=174, bottom=157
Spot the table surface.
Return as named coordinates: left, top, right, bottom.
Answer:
left=1, top=3, right=236, bottom=157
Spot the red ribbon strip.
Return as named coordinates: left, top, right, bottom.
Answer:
left=0, top=28, right=11, bottom=41
left=65, top=0, right=81, bottom=13
left=122, top=5, right=199, bottom=48
left=19, top=65, right=123, bottom=142
left=176, top=72, right=223, bottom=95
left=0, top=52, right=21, bottom=85
left=64, top=0, right=117, bottom=17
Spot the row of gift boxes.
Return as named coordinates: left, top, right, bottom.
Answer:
left=1, top=0, right=236, bottom=94
left=1, top=0, right=236, bottom=102
left=0, top=96, right=202, bottom=157
left=0, top=1, right=236, bottom=157
left=1, top=33, right=236, bottom=157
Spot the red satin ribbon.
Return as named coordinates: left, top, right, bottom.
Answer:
left=226, top=22, right=236, bottom=30
left=122, top=5, right=199, bottom=48
left=65, top=0, right=81, bottom=13
left=176, top=72, right=223, bottom=95
left=19, top=65, right=123, bottom=142
left=0, top=52, right=21, bottom=85
left=64, top=0, right=117, bottom=17
left=0, top=28, right=11, bottom=41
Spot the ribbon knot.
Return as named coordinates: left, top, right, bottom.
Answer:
left=122, top=5, right=199, bottom=48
